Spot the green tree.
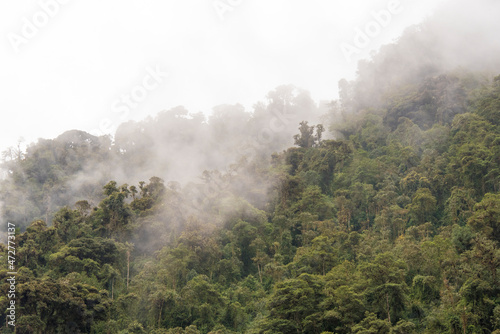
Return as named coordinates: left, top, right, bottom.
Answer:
left=408, top=188, right=437, bottom=226
left=360, top=252, right=407, bottom=323
left=262, top=273, right=324, bottom=333
left=467, top=193, right=500, bottom=242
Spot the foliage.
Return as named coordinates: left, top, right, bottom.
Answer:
left=2, top=27, right=500, bottom=333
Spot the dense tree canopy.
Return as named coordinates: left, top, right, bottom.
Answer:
left=1, top=18, right=500, bottom=334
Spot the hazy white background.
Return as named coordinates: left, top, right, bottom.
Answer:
left=0, top=0, right=449, bottom=154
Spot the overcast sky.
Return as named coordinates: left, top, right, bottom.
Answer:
left=0, top=0, right=449, bottom=153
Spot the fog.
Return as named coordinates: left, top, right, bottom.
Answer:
left=0, top=0, right=447, bottom=154
left=334, top=0, right=500, bottom=117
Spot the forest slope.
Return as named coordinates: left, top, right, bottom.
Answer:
left=1, top=6, right=500, bottom=332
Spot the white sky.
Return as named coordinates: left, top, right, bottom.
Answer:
left=0, top=0, right=448, bottom=153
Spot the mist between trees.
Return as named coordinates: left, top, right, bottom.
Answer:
left=1, top=0, right=500, bottom=332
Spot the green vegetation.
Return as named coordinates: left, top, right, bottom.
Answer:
left=1, top=25, right=500, bottom=334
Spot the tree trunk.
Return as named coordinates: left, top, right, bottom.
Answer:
left=386, top=293, right=391, bottom=323
left=158, top=300, right=163, bottom=327
left=461, top=307, right=467, bottom=334
left=127, top=250, right=130, bottom=289
left=45, top=194, right=51, bottom=224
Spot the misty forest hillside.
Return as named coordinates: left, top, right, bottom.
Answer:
left=2, top=3, right=500, bottom=334
left=0, top=84, right=321, bottom=230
